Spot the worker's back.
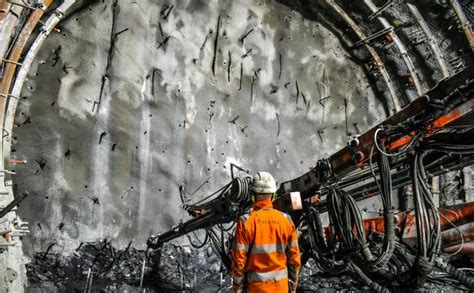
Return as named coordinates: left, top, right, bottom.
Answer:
left=231, top=198, right=300, bottom=293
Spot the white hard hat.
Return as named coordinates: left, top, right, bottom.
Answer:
left=251, top=172, right=277, bottom=194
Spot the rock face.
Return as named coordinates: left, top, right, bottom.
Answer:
left=13, top=0, right=385, bottom=255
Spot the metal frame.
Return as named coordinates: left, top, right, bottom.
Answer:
left=325, top=0, right=401, bottom=113
left=0, top=1, right=76, bottom=291
left=406, top=2, right=450, bottom=79
left=449, top=0, right=474, bottom=52
left=363, top=0, right=425, bottom=98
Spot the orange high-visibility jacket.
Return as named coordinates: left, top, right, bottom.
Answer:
left=231, top=199, right=301, bottom=292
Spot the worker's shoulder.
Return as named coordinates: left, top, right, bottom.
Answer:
left=240, top=208, right=292, bottom=224
left=239, top=209, right=261, bottom=224
left=254, top=207, right=293, bottom=222
left=273, top=209, right=293, bottom=223
left=239, top=212, right=252, bottom=225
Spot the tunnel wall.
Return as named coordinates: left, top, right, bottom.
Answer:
left=12, top=0, right=387, bottom=254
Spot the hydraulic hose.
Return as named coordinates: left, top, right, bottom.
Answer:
left=436, top=258, right=474, bottom=288
left=369, top=145, right=395, bottom=270
left=349, top=260, right=390, bottom=293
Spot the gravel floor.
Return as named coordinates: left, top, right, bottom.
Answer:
left=26, top=241, right=472, bottom=292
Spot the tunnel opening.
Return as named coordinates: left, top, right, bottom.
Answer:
left=0, top=0, right=473, bottom=292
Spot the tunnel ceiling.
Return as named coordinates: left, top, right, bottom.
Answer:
left=1, top=0, right=473, bottom=260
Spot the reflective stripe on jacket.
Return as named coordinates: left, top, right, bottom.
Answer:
left=231, top=199, right=301, bottom=292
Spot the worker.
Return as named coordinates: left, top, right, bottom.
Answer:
left=231, top=172, right=301, bottom=293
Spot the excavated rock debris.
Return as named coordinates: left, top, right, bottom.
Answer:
left=27, top=240, right=150, bottom=291
left=26, top=240, right=230, bottom=292
left=26, top=240, right=470, bottom=292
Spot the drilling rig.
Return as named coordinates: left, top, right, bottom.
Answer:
left=147, top=67, right=474, bottom=290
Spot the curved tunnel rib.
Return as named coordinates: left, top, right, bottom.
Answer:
left=0, top=1, right=71, bottom=291
left=406, top=2, right=450, bottom=79
left=449, top=0, right=474, bottom=52
left=3, top=1, right=76, bottom=164
left=0, top=3, right=25, bottom=59
left=363, top=0, right=425, bottom=98
left=325, top=0, right=401, bottom=113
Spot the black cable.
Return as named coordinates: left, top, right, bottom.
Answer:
left=217, top=221, right=236, bottom=232
left=367, top=144, right=395, bottom=271
left=349, top=260, right=390, bottom=293
left=436, top=258, right=474, bottom=288
left=186, top=230, right=209, bottom=249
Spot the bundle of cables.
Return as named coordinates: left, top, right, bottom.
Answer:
left=421, top=142, right=474, bottom=288
left=348, top=129, right=474, bottom=290
left=181, top=177, right=251, bottom=216
left=308, top=126, right=474, bottom=291
left=178, top=176, right=251, bottom=270
left=322, top=140, right=397, bottom=292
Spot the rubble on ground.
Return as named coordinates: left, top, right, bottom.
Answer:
left=26, top=240, right=471, bottom=292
